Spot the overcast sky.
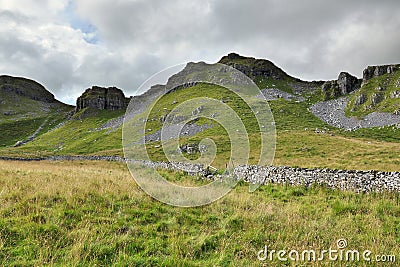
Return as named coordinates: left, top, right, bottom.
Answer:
left=1, top=0, right=399, bottom=104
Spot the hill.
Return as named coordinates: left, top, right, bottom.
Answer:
left=0, top=54, right=399, bottom=171
left=1, top=54, right=399, bottom=267
left=0, top=75, right=74, bottom=147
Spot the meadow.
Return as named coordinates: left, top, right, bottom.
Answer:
left=0, top=160, right=399, bottom=266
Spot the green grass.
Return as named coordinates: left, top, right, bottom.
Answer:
left=0, top=88, right=73, bottom=148
left=253, top=76, right=296, bottom=94
left=346, top=70, right=400, bottom=116
left=0, top=117, right=46, bottom=147
left=0, top=160, right=399, bottom=266
left=0, top=111, right=72, bottom=148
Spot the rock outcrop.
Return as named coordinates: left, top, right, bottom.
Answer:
left=75, top=86, right=130, bottom=112
left=0, top=75, right=56, bottom=103
left=321, top=72, right=361, bottom=100
left=218, top=52, right=291, bottom=80
left=362, top=64, right=400, bottom=85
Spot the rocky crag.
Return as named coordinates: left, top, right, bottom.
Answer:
left=75, top=86, right=131, bottom=112
left=362, top=64, right=400, bottom=85
left=219, top=52, right=292, bottom=81
left=219, top=53, right=323, bottom=94
left=321, top=72, right=361, bottom=100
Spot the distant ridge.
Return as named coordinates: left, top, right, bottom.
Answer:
left=0, top=75, right=58, bottom=103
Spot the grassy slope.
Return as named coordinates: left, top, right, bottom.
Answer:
left=0, top=160, right=399, bottom=266
left=0, top=91, right=73, bottom=147
left=144, top=84, right=400, bottom=171
left=142, top=83, right=264, bottom=167
left=346, top=70, right=400, bottom=116
left=0, top=108, right=125, bottom=157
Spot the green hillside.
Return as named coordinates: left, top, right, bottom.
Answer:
left=0, top=76, right=74, bottom=148
left=347, top=69, right=400, bottom=117
left=1, top=56, right=400, bottom=171
left=0, top=108, right=124, bottom=157
left=1, top=81, right=399, bottom=171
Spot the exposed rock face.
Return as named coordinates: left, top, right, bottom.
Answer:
left=75, top=86, right=130, bottom=112
left=390, top=91, right=400, bottom=98
left=0, top=75, right=56, bottom=102
left=321, top=80, right=339, bottom=98
left=370, top=93, right=384, bottom=106
left=337, top=72, right=360, bottom=94
left=354, top=93, right=367, bottom=106
left=362, top=64, right=400, bottom=85
left=321, top=72, right=361, bottom=100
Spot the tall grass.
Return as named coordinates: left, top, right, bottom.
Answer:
left=0, top=160, right=399, bottom=266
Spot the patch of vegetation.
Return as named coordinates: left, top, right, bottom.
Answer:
left=253, top=76, right=295, bottom=94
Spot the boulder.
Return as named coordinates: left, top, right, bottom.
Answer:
left=390, top=91, right=400, bottom=98
left=354, top=93, right=367, bottom=106
left=179, top=143, right=200, bottom=154
left=370, top=93, right=384, bottom=106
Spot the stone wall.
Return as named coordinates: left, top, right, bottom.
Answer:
left=1, top=156, right=399, bottom=193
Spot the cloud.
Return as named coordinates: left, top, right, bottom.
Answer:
left=0, top=0, right=400, bottom=104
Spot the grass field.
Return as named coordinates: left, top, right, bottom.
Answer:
left=0, top=160, right=399, bottom=266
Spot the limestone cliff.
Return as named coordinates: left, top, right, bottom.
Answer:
left=75, top=86, right=130, bottom=112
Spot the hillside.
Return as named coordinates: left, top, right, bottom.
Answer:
left=0, top=76, right=74, bottom=147
left=346, top=64, right=400, bottom=116
left=0, top=54, right=399, bottom=171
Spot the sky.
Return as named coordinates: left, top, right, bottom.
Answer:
left=0, top=0, right=399, bottom=105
